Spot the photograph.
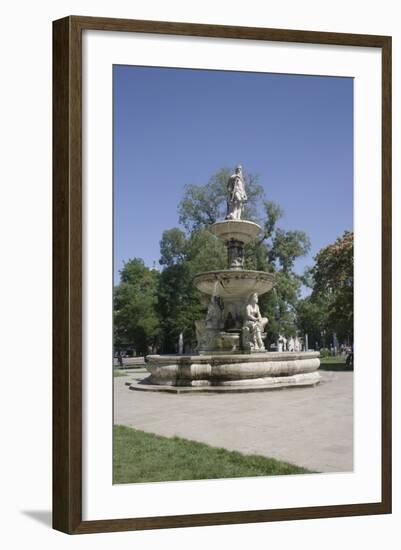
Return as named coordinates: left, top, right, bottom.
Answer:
left=1, top=1, right=396, bottom=545
left=112, top=64, right=354, bottom=484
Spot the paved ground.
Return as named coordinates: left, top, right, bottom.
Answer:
left=114, top=369, right=353, bottom=473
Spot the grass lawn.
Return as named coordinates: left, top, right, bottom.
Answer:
left=113, top=425, right=313, bottom=484
left=113, top=369, right=128, bottom=377
left=319, top=355, right=350, bottom=371
left=320, top=355, right=346, bottom=364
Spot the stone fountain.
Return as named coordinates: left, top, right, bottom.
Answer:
left=130, top=165, right=320, bottom=393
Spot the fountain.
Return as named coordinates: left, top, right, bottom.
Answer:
left=130, top=165, right=320, bottom=393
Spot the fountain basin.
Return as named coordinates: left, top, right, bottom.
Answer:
left=210, top=219, right=261, bottom=243
left=193, top=269, right=275, bottom=299
left=129, top=352, right=321, bottom=392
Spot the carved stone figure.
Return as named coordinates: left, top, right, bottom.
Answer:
left=226, top=165, right=247, bottom=220
left=205, top=296, right=224, bottom=329
left=277, top=334, right=287, bottom=352
left=242, top=293, right=268, bottom=351
left=195, top=320, right=215, bottom=351
left=178, top=332, right=184, bottom=355
left=227, top=239, right=245, bottom=269
left=294, top=336, right=302, bottom=352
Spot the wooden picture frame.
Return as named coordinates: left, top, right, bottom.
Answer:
left=53, top=15, right=392, bottom=534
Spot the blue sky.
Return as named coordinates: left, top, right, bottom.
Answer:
left=113, top=65, right=353, bottom=283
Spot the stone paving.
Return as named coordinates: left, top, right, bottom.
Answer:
left=114, top=369, right=353, bottom=473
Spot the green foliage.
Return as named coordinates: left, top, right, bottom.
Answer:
left=157, top=228, right=226, bottom=352
left=178, top=167, right=265, bottom=232
left=270, top=229, right=311, bottom=273
left=311, top=231, right=353, bottom=341
left=295, top=231, right=354, bottom=347
left=157, top=263, right=200, bottom=353
left=114, top=258, right=160, bottom=355
left=295, top=295, right=329, bottom=348
left=263, top=200, right=284, bottom=240
left=113, top=425, right=312, bottom=484
left=185, top=229, right=226, bottom=274
left=159, top=228, right=187, bottom=267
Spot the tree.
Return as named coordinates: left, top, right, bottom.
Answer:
left=178, top=168, right=265, bottom=232
left=114, top=258, right=160, bottom=355
left=295, top=295, right=329, bottom=349
left=310, top=231, right=353, bottom=342
left=157, top=263, right=202, bottom=353
left=158, top=228, right=226, bottom=352
left=159, top=228, right=187, bottom=267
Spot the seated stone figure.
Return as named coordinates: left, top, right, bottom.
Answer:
left=242, top=293, right=268, bottom=351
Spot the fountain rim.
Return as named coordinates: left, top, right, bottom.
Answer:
left=146, top=351, right=320, bottom=364
left=209, top=219, right=262, bottom=243
left=210, top=219, right=262, bottom=229
left=193, top=269, right=275, bottom=281
left=192, top=269, right=275, bottom=298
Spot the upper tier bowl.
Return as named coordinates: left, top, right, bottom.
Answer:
left=193, top=270, right=275, bottom=299
left=210, top=219, right=261, bottom=244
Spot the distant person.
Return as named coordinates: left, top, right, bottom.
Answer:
left=346, top=345, right=354, bottom=369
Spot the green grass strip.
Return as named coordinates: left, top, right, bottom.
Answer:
left=113, top=425, right=313, bottom=484
left=113, top=369, right=128, bottom=377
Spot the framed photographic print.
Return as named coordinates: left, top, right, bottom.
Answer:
left=53, top=16, right=392, bottom=534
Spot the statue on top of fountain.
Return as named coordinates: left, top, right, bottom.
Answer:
left=226, top=165, right=248, bottom=220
